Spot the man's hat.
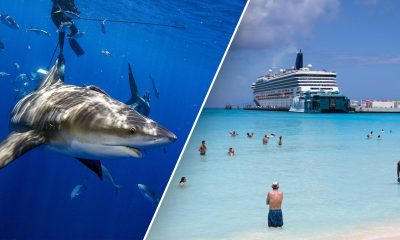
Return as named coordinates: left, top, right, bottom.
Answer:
left=272, top=182, right=279, bottom=189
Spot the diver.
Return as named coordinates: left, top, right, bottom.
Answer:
left=51, top=0, right=85, bottom=57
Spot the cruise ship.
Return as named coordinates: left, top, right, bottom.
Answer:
left=251, top=50, right=349, bottom=113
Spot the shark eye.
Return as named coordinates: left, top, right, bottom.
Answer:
left=130, top=127, right=136, bottom=134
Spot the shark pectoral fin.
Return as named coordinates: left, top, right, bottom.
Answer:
left=0, top=131, right=45, bottom=169
left=76, top=158, right=103, bottom=180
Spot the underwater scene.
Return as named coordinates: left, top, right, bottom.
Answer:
left=0, top=0, right=246, bottom=239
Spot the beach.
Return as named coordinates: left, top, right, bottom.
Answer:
left=147, top=109, right=400, bottom=240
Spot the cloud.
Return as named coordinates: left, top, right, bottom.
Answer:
left=336, top=54, right=400, bottom=65
left=234, top=0, right=339, bottom=49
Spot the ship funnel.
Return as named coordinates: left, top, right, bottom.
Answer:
left=295, top=49, right=303, bottom=70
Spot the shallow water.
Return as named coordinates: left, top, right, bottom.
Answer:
left=148, top=109, right=400, bottom=239
left=0, top=1, right=246, bottom=239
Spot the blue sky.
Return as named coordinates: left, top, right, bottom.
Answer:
left=206, top=0, right=400, bottom=107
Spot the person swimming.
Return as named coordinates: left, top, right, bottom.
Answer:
left=228, top=147, right=235, bottom=156
left=199, top=140, right=207, bottom=156
left=278, top=136, right=283, bottom=146
left=247, top=132, right=254, bottom=138
left=263, top=135, right=269, bottom=144
left=367, top=134, right=371, bottom=140
left=377, top=135, right=381, bottom=140
left=51, top=0, right=85, bottom=56
left=229, top=131, right=238, bottom=137
left=179, top=177, right=187, bottom=187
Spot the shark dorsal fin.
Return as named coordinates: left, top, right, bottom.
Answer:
left=126, top=63, right=139, bottom=105
left=37, top=59, right=64, bottom=90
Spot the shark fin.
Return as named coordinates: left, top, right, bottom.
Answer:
left=126, top=63, right=139, bottom=105
left=37, top=59, right=63, bottom=90
left=0, top=131, right=45, bottom=169
left=76, top=158, right=103, bottom=180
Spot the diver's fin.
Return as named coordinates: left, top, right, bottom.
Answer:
left=37, top=59, right=63, bottom=90
left=126, top=63, right=139, bottom=105
left=76, top=158, right=103, bottom=180
left=0, top=131, right=45, bottom=169
left=68, top=38, right=85, bottom=56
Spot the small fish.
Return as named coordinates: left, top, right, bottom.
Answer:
left=74, top=31, right=86, bottom=38
left=138, top=184, right=160, bottom=204
left=0, top=72, right=11, bottom=77
left=14, top=63, right=20, bottom=70
left=101, top=49, right=112, bottom=57
left=54, top=10, right=80, bottom=19
left=0, top=39, right=4, bottom=50
left=101, top=164, right=122, bottom=190
left=57, top=21, right=73, bottom=32
left=101, top=19, right=107, bottom=34
left=70, top=184, right=87, bottom=200
left=26, top=28, right=51, bottom=37
left=149, top=74, right=160, bottom=99
left=0, top=14, right=19, bottom=29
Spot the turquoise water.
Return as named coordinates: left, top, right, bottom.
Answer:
left=147, top=109, right=400, bottom=239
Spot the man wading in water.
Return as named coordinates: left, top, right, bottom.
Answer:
left=266, top=182, right=283, bottom=228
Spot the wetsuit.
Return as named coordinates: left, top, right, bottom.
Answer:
left=51, top=0, right=84, bottom=56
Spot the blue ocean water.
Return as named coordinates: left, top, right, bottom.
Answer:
left=148, top=109, right=400, bottom=239
left=0, top=1, right=246, bottom=239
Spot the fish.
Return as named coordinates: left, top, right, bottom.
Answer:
left=126, top=64, right=150, bottom=116
left=53, top=10, right=80, bottom=19
left=73, top=31, right=86, bottom=38
left=0, top=72, right=10, bottom=77
left=101, top=49, right=112, bottom=57
left=101, top=164, right=122, bottom=190
left=70, top=184, right=87, bottom=200
left=138, top=184, right=160, bottom=204
left=26, top=28, right=51, bottom=37
left=101, top=19, right=107, bottom=34
left=57, top=21, right=73, bottom=32
left=0, top=14, right=19, bottom=29
left=0, top=59, right=177, bottom=177
left=14, top=63, right=20, bottom=70
left=149, top=75, right=160, bottom=99
left=0, top=39, right=4, bottom=50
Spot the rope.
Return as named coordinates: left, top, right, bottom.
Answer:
left=47, top=41, right=59, bottom=69
left=78, top=17, right=185, bottom=29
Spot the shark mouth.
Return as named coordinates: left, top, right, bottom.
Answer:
left=124, top=146, right=142, bottom=158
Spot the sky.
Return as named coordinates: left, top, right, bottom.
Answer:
left=206, top=0, right=400, bottom=107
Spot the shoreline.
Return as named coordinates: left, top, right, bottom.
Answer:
left=229, top=219, right=400, bottom=240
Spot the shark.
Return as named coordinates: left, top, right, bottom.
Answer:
left=0, top=59, right=177, bottom=178
left=126, top=64, right=150, bottom=117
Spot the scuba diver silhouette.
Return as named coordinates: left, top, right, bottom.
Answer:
left=51, top=0, right=85, bottom=57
